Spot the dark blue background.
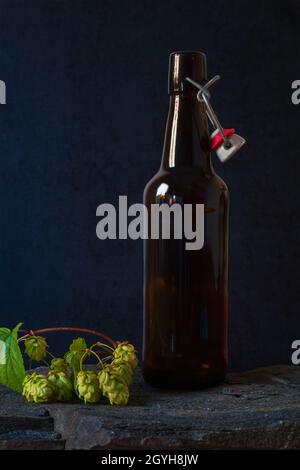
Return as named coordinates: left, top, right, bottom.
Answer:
left=0, top=0, right=299, bottom=370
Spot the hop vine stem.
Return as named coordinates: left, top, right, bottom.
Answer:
left=18, top=327, right=116, bottom=348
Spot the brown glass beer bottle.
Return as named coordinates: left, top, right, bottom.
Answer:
left=142, top=51, right=229, bottom=388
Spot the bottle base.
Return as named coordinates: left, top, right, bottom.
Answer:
left=142, top=364, right=226, bottom=390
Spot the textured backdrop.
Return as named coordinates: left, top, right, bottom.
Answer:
left=0, top=0, right=299, bottom=370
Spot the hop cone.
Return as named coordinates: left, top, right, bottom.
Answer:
left=113, top=342, right=138, bottom=370
left=50, top=358, right=69, bottom=375
left=76, top=370, right=101, bottom=404
left=98, top=365, right=129, bottom=406
left=25, top=335, right=48, bottom=361
left=22, top=373, right=55, bottom=403
left=111, top=360, right=133, bottom=386
left=48, top=371, right=74, bottom=402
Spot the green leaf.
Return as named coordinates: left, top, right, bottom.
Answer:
left=12, top=323, right=23, bottom=340
left=69, top=337, right=87, bottom=354
left=0, top=323, right=25, bottom=393
left=64, top=337, right=87, bottom=382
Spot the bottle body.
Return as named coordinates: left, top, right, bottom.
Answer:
left=142, top=52, right=229, bottom=388
left=143, top=168, right=229, bottom=388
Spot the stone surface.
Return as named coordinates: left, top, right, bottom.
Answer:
left=0, top=384, right=65, bottom=449
left=0, top=365, right=300, bottom=450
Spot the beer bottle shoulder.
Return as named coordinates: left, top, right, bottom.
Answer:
left=143, top=168, right=229, bottom=203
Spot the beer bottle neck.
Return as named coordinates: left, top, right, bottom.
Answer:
left=160, top=91, right=213, bottom=174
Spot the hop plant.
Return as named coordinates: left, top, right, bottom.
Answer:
left=22, top=373, right=55, bottom=403
left=0, top=323, right=137, bottom=407
left=24, top=335, right=48, bottom=361
left=47, top=371, right=74, bottom=402
left=50, top=358, right=69, bottom=375
left=113, top=342, right=138, bottom=370
left=98, top=365, right=129, bottom=406
left=111, top=360, right=133, bottom=386
left=76, top=370, right=101, bottom=404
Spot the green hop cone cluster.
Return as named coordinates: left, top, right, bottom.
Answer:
left=76, top=370, right=102, bottom=404
left=24, top=335, right=48, bottom=361
left=20, top=335, right=137, bottom=406
left=98, top=365, right=129, bottom=406
left=47, top=370, right=74, bottom=402
left=111, top=341, right=137, bottom=388
left=113, top=342, right=138, bottom=370
left=22, top=373, right=55, bottom=403
left=50, top=357, right=69, bottom=375
left=111, top=361, right=133, bottom=386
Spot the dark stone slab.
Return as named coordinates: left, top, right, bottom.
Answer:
left=0, top=430, right=65, bottom=450
left=0, top=384, right=65, bottom=449
left=0, top=365, right=299, bottom=450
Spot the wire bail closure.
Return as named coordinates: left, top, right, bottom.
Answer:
left=185, top=75, right=246, bottom=162
left=185, top=75, right=230, bottom=146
